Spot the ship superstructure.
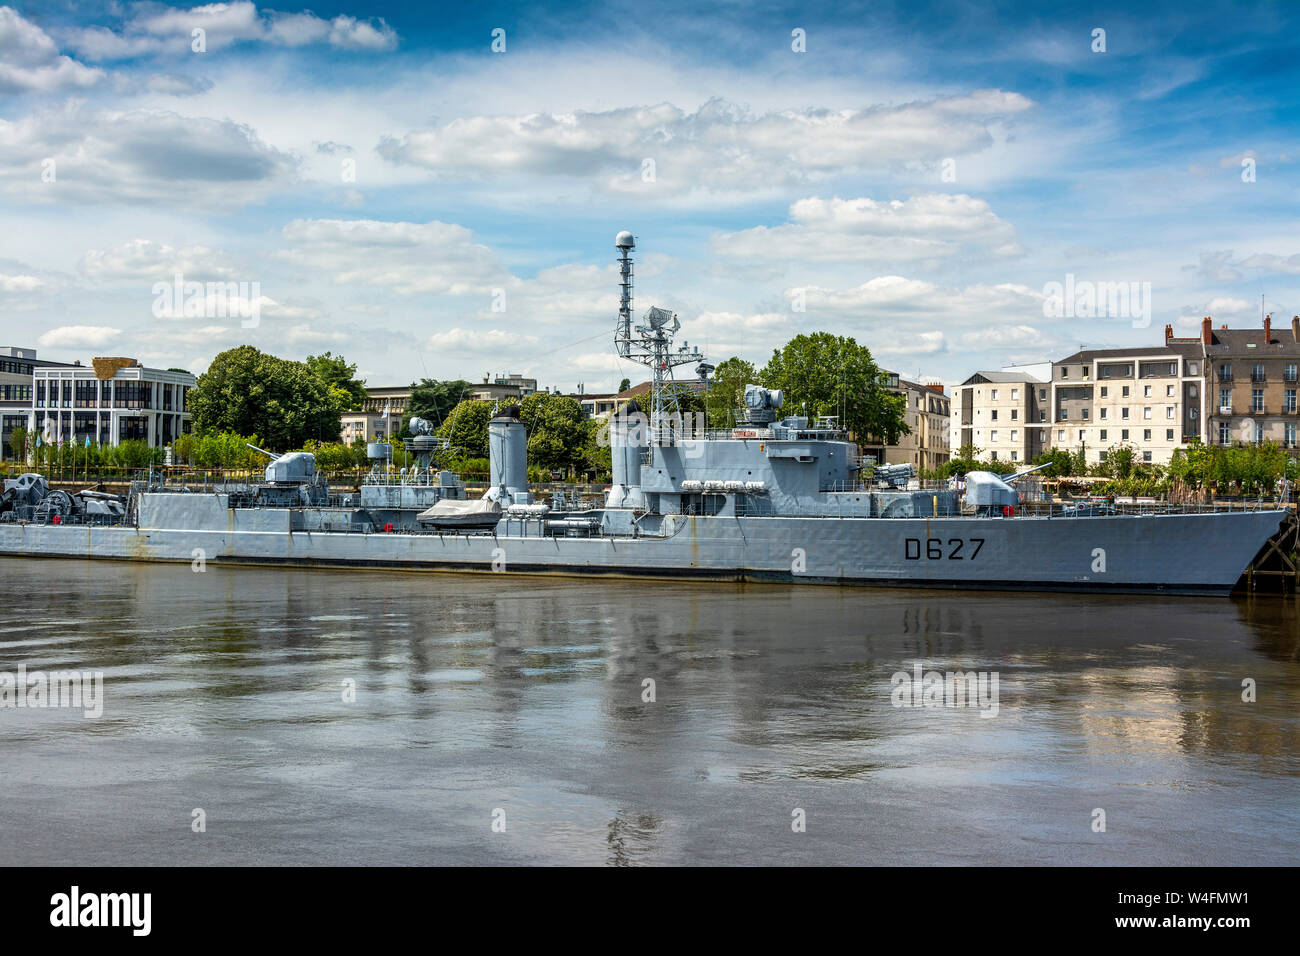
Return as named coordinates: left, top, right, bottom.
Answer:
left=0, top=232, right=1288, bottom=595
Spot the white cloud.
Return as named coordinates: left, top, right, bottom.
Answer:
left=0, top=105, right=298, bottom=205
left=713, top=193, right=1021, bottom=265
left=0, top=6, right=103, bottom=93
left=38, top=325, right=121, bottom=348
left=80, top=240, right=241, bottom=282
left=0, top=273, right=44, bottom=292
left=64, top=2, right=398, bottom=60
left=378, top=91, right=1033, bottom=197
left=277, top=219, right=507, bottom=295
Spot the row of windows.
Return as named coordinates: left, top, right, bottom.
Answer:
left=1218, top=422, right=1300, bottom=446
left=1216, top=388, right=1299, bottom=413
left=0, top=361, right=34, bottom=376
left=1217, top=363, right=1299, bottom=382
left=1059, top=361, right=1196, bottom=379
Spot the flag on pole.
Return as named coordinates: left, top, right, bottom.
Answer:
left=36, top=434, right=42, bottom=448
left=85, top=437, right=92, bottom=448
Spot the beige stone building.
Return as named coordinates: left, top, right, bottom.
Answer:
left=1201, top=315, right=1300, bottom=450
left=950, top=369, right=1048, bottom=465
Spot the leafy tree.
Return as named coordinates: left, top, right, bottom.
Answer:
left=306, top=352, right=367, bottom=411
left=437, top=399, right=493, bottom=457
left=520, top=392, right=588, bottom=473
left=189, top=345, right=343, bottom=450
left=1031, top=447, right=1074, bottom=477
left=618, top=377, right=631, bottom=393
left=760, top=332, right=907, bottom=445
left=8, top=426, right=26, bottom=462
left=408, top=378, right=473, bottom=426
left=704, top=357, right=757, bottom=429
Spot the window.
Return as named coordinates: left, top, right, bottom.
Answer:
left=1286, top=364, right=1298, bottom=383
left=1166, top=385, right=1174, bottom=397
left=1122, top=429, right=1129, bottom=440
left=1143, top=429, right=1151, bottom=441
left=1122, top=408, right=1130, bottom=419
left=991, top=389, right=999, bottom=400
left=1143, top=407, right=1151, bottom=419
left=1252, top=388, right=1264, bottom=412
left=1100, top=407, right=1108, bottom=420
left=1039, top=389, right=1047, bottom=401
left=1081, top=409, right=1089, bottom=419
left=1252, top=364, right=1266, bottom=383
left=1189, top=362, right=1198, bottom=375
left=1039, top=410, right=1046, bottom=422
left=1287, top=423, right=1297, bottom=448
left=1254, top=422, right=1264, bottom=443
left=1100, top=450, right=1109, bottom=462
left=1060, top=409, right=1068, bottom=420
left=1219, top=388, right=1231, bottom=410
left=1122, top=386, right=1130, bottom=397
left=1100, top=386, right=1108, bottom=398
left=1286, top=389, right=1297, bottom=413
left=1078, top=430, right=1085, bottom=441
left=1100, top=429, right=1108, bottom=440
left=1166, top=429, right=1174, bottom=441
left=990, top=451, right=998, bottom=460
left=1010, top=409, right=1018, bottom=420
left=1218, top=364, right=1232, bottom=381
left=1010, top=430, right=1018, bottom=441
left=1144, top=385, right=1152, bottom=397
left=1010, top=451, right=1018, bottom=461
left=1143, top=451, right=1152, bottom=463
left=1011, top=388, right=1019, bottom=400
left=1061, top=367, right=1068, bottom=378
left=1166, top=406, right=1175, bottom=418
left=991, top=409, right=998, bottom=421
left=990, top=430, right=998, bottom=442
left=1057, top=429, right=1065, bottom=442
left=1218, top=422, right=1230, bottom=444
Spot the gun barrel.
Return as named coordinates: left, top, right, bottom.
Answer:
left=245, top=443, right=280, bottom=460
left=1006, top=462, right=1051, bottom=481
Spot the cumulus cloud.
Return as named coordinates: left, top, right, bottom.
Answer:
left=1192, top=249, right=1300, bottom=281
left=38, top=325, right=121, bottom=348
left=0, top=105, right=298, bottom=205
left=713, top=194, right=1021, bottom=265
left=63, top=2, right=398, bottom=60
left=377, top=91, right=1033, bottom=196
left=0, top=272, right=44, bottom=292
left=277, top=219, right=508, bottom=295
left=0, top=6, right=103, bottom=93
left=80, top=240, right=242, bottom=282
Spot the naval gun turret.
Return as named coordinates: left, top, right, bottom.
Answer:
left=872, top=462, right=916, bottom=488
left=964, top=462, right=1050, bottom=514
left=246, top=443, right=317, bottom=484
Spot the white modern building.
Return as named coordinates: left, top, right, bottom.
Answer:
left=31, top=357, right=196, bottom=449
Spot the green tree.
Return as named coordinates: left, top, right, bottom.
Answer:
left=1031, top=447, right=1074, bottom=477
left=704, top=357, right=757, bottom=429
left=189, top=345, right=343, bottom=450
left=520, top=392, right=588, bottom=473
left=437, top=399, right=493, bottom=457
left=306, top=352, right=367, bottom=411
left=8, top=426, right=26, bottom=462
left=760, top=333, right=907, bottom=445
left=408, top=378, right=473, bottom=426
left=618, top=377, right=631, bottom=393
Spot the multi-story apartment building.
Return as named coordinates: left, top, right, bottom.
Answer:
left=950, top=369, right=1048, bottom=465
left=30, top=357, right=195, bottom=449
left=1, top=347, right=77, bottom=460
left=1047, top=344, right=1203, bottom=465
left=870, top=374, right=951, bottom=472
left=1202, top=315, right=1300, bottom=451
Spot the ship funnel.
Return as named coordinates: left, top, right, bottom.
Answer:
left=488, top=405, right=530, bottom=503
left=607, top=398, right=647, bottom=510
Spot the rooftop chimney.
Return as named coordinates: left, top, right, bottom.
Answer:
left=1264, top=313, right=1272, bottom=343
left=1201, top=316, right=1212, bottom=345
left=1293, top=315, right=1299, bottom=342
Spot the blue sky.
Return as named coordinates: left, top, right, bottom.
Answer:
left=1, top=0, right=1297, bottom=390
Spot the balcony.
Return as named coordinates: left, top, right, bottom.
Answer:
left=1251, top=373, right=1267, bottom=384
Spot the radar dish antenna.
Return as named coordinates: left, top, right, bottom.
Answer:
left=612, top=231, right=705, bottom=444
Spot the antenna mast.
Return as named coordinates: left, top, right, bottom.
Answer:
left=612, top=230, right=705, bottom=444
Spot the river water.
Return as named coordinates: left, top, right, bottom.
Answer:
left=1, top=559, right=1296, bottom=865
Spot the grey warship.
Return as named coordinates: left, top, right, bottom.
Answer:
left=0, top=232, right=1287, bottom=595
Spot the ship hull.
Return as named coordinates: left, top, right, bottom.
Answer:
left=0, top=502, right=1284, bottom=596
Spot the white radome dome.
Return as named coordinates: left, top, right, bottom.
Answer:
left=615, top=230, right=635, bottom=249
